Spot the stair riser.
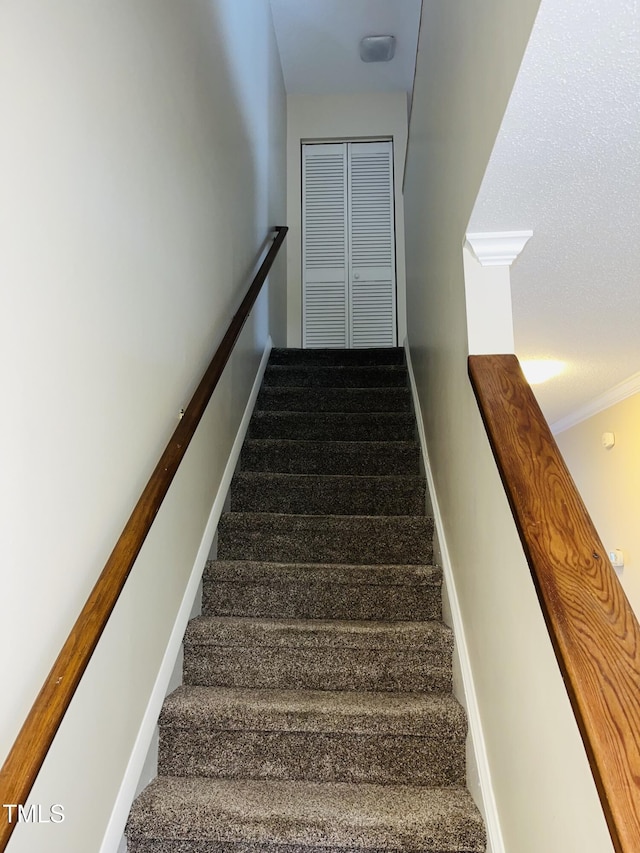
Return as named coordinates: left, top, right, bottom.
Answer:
left=230, top=475, right=426, bottom=516
left=264, top=366, right=407, bottom=388
left=202, top=583, right=441, bottom=621
left=248, top=412, right=416, bottom=442
left=240, top=441, right=421, bottom=476
left=257, top=387, right=411, bottom=412
left=183, top=648, right=452, bottom=693
left=269, top=347, right=405, bottom=366
left=158, top=730, right=464, bottom=786
left=217, top=516, right=434, bottom=565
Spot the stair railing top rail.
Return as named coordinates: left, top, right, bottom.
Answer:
left=468, top=353, right=640, bottom=853
left=0, top=225, right=288, bottom=853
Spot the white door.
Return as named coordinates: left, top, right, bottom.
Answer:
left=302, top=141, right=396, bottom=348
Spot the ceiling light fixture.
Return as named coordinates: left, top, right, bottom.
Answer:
left=520, top=358, right=566, bottom=385
left=359, top=35, right=396, bottom=63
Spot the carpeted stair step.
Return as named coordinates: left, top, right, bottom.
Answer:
left=240, top=439, right=422, bottom=475
left=202, top=560, right=442, bottom=621
left=126, top=346, right=485, bottom=853
left=126, top=777, right=486, bottom=853
left=264, top=364, right=408, bottom=388
left=269, top=347, right=405, bottom=366
left=217, top=512, right=433, bottom=564
left=248, top=410, right=416, bottom=441
left=256, top=385, right=411, bottom=412
left=183, top=616, right=452, bottom=693
left=157, top=686, right=466, bottom=786
left=229, top=472, right=426, bottom=516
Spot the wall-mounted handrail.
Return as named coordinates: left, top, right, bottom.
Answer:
left=0, top=225, right=288, bottom=852
left=469, top=353, right=640, bottom=853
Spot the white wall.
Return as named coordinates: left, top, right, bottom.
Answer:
left=556, top=393, right=640, bottom=617
left=463, top=247, right=515, bottom=355
left=404, top=1, right=614, bottom=851
left=285, top=92, right=408, bottom=346
left=0, top=1, right=286, bottom=849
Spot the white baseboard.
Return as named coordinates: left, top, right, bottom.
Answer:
left=100, top=336, right=274, bottom=853
left=403, top=339, right=503, bottom=853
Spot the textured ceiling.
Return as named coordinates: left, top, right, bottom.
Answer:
left=269, top=0, right=421, bottom=96
left=269, top=0, right=639, bottom=427
left=469, top=0, right=640, bottom=425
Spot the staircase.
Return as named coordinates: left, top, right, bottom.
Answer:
left=126, top=347, right=486, bottom=853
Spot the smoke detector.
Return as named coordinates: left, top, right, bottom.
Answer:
left=359, top=35, right=396, bottom=63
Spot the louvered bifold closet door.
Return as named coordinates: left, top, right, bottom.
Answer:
left=348, top=141, right=396, bottom=347
left=302, top=144, right=348, bottom=348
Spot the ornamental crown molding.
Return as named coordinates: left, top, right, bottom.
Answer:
left=551, top=371, right=640, bottom=435
left=465, top=230, right=533, bottom=266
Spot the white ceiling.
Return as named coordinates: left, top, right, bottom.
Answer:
left=469, top=0, right=640, bottom=425
left=270, top=0, right=640, bottom=428
left=269, top=0, right=421, bottom=96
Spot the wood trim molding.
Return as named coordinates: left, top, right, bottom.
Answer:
left=468, top=353, right=640, bottom=853
left=551, top=369, right=640, bottom=434
left=0, top=226, right=288, bottom=853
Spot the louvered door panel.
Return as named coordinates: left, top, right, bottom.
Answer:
left=351, top=281, right=396, bottom=347
left=302, top=144, right=348, bottom=348
left=348, top=141, right=396, bottom=347
left=302, top=141, right=396, bottom=349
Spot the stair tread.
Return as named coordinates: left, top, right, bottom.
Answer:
left=203, top=561, right=443, bottom=621
left=264, top=365, right=408, bottom=388
left=249, top=419, right=416, bottom=441
left=127, top=777, right=485, bottom=852
left=160, top=685, right=465, bottom=736
left=252, top=411, right=414, bottom=422
left=241, top=438, right=421, bottom=475
left=256, top=389, right=411, bottom=415
left=184, top=615, right=451, bottom=650
left=269, top=347, right=405, bottom=366
left=129, top=778, right=485, bottom=849
left=258, top=384, right=411, bottom=391
left=233, top=471, right=426, bottom=484
left=218, top=513, right=433, bottom=566
left=243, top=438, right=420, bottom=450
left=219, top=511, right=432, bottom=525
left=230, top=472, right=426, bottom=516
left=204, top=560, right=442, bottom=587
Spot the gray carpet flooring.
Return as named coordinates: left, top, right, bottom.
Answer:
left=126, top=347, right=486, bottom=853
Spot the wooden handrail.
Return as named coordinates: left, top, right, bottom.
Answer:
left=469, top=353, right=640, bottom=853
left=0, top=225, right=288, bottom=851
